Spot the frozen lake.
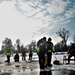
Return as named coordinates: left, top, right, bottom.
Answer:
left=0, top=53, right=39, bottom=63
left=0, top=53, right=75, bottom=75
left=0, top=52, right=67, bottom=63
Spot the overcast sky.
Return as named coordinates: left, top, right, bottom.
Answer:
left=0, top=0, right=75, bottom=49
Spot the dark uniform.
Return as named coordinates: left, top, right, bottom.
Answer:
left=46, top=38, right=55, bottom=67
left=14, top=53, right=19, bottom=62
left=29, top=51, right=33, bottom=62
left=36, top=37, right=46, bottom=69
left=67, top=43, right=75, bottom=64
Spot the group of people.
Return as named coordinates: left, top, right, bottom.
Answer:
left=5, top=49, right=33, bottom=63
left=5, top=51, right=23, bottom=63
left=4, top=37, right=55, bottom=68
left=36, top=37, right=55, bottom=69
left=4, top=37, right=75, bottom=69
left=36, top=37, right=75, bottom=69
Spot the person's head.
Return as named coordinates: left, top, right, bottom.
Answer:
left=48, top=37, right=52, bottom=42
left=43, top=37, right=46, bottom=41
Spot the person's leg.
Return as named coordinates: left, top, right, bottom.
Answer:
left=5, top=56, right=8, bottom=62
left=8, top=56, right=10, bottom=63
left=48, top=55, right=51, bottom=66
left=43, top=54, right=45, bottom=68
left=39, top=55, right=42, bottom=69
left=30, top=54, right=32, bottom=60
left=18, top=57, right=19, bottom=61
left=22, top=56, right=23, bottom=60
left=47, top=53, right=52, bottom=67
left=44, top=55, right=47, bottom=67
left=15, top=59, right=17, bottom=62
left=24, top=56, right=26, bottom=60
left=40, top=54, right=45, bottom=69
left=49, top=53, right=52, bottom=66
left=68, top=54, right=72, bottom=64
left=47, top=53, right=49, bottom=66
left=29, top=54, right=30, bottom=60
left=7, top=56, right=9, bottom=62
left=29, top=54, right=32, bottom=62
left=16, top=57, right=19, bottom=62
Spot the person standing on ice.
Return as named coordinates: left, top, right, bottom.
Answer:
left=29, top=50, right=33, bottom=62
left=36, top=37, right=47, bottom=69
left=5, top=49, right=12, bottom=63
left=22, top=50, right=26, bottom=61
left=67, top=43, right=75, bottom=64
left=46, top=37, right=55, bottom=67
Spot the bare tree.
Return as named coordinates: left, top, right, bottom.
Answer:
left=56, top=28, right=70, bottom=47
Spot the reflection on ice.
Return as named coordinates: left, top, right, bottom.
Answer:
left=39, top=69, right=75, bottom=75
left=0, top=73, right=11, bottom=75
left=52, top=69, right=75, bottom=75
left=0, top=53, right=75, bottom=75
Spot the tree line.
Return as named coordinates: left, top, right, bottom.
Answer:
left=0, top=28, right=75, bottom=53
left=0, top=38, right=36, bottom=53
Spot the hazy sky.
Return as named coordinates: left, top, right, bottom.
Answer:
left=0, top=0, right=75, bottom=49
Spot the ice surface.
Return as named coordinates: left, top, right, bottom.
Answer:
left=0, top=52, right=75, bottom=75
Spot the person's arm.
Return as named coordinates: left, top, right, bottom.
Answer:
left=51, top=42, right=55, bottom=53
left=52, top=46, right=55, bottom=53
